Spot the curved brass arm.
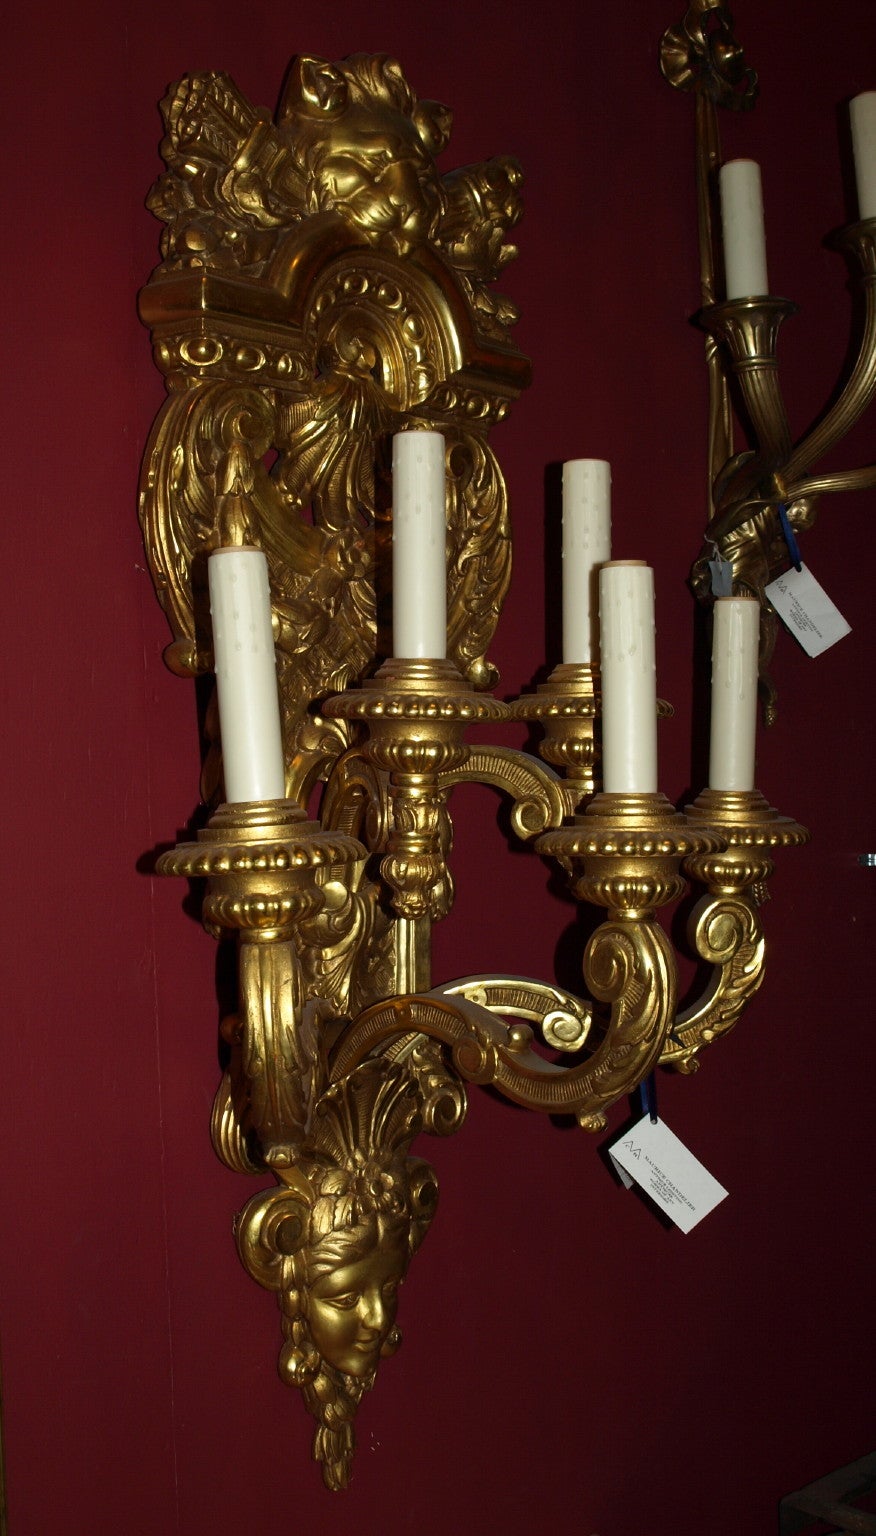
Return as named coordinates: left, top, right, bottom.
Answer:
left=782, top=223, right=876, bottom=485
left=703, top=232, right=876, bottom=553
left=784, top=463, right=876, bottom=502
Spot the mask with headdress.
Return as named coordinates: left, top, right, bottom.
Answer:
left=235, top=1058, right=438, bottom=1488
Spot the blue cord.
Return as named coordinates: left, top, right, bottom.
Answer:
left=777, top=502, right=803, bottom=572
left=639, top=1073, right=658, bottom=1123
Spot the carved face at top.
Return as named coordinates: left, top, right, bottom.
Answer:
left=307, top=1227, right=407, bottom=1377
left=279, top=54, right=452, bottom=258
left=303, top=106, right=444, bottom=257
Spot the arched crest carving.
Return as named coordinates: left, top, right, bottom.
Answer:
left=138, top=52, right=530, bottom=801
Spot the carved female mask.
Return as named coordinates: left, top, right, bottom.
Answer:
left=236, top=1060, right=438, bottom=1487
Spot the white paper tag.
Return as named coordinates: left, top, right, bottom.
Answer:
left=609, top=1115, right=728, bottom=1233
left=613, top=1158, right=636, bottom=1190
left=765, top=563, right=851, bottom=657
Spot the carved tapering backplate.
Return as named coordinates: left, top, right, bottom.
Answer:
left=140, top=53, right=535, bottom=1488
left=142, top=42, right=810, bottom=1496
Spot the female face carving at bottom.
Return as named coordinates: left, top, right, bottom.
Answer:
left=307, top=1236, right=406, bottom=1377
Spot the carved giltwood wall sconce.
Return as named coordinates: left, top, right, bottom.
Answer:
left=138, top=9, right=871, bottom=1490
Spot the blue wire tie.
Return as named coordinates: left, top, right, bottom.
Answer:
left=639, top=1073, right=658, bottom=1124
left=777, top=502, right=803, bottom=572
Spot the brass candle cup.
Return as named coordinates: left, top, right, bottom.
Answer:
left=683, top=787, right=809, bottom=893
left=510, top=662, right=600, bottom=796
left=157, top=799, right=365, bottom=940
left=538, top=790, right=721, bottom=916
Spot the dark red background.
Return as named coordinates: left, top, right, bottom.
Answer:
left=3, top=2, right=873, bottom=1533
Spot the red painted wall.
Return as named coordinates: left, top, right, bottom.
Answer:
left=3, top=3, right=873, bottom=1533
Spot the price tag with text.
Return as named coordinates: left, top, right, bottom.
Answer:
left=609, top=1115, right=728, bottom=1233
left=765, top=564, right=851, bottom=657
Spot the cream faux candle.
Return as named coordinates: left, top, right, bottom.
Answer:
left=561, top=459, right=611, bottom=663
left=392, top=430, right=447, bottom=658
left=598, top=561, right=658, bottom=794
left=708, top=596, right=760, bottom=792
left=720, top=160, right=769, bottom=299
left=850, top=92, right=876, bottom=220
left=208, top=546, right=286, bottom=804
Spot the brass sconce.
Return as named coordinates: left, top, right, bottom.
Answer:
left=661, top=4, right=876, bottom=718
left=138, top=7, right=871, bottom=1491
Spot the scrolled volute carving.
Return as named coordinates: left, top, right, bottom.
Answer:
left=438, top=976, right=593, bottom=1054
left=661, top=890, right=765, bottom=1072
left=403, top=1038, right=468, bottom=1136
left=329, top=969, right=676, bottom=1135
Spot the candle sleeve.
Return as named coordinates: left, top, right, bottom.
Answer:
left=850, top=92, right=876, bottom=221
left=208, top=546, right=287, bottom=804
left=392, top=431, right=447, bottom=659
left=720, top=159, right=769, bottom=299
left=598, top=561, right=658, bottom=794
left=562, top=459, right=611, bottom=664
left=708, top=596, right=760, bottom=792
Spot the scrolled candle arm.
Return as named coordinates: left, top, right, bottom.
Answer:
left=327, top=934, right=677, bottom=1134
left=438, top=745, right=581, bottom=837
left=781, top=220, right=876, bottom=484
left=702, top=226, right=876, bottom=549
left=157, top=799, right=366, bottom=1164
left=660, top=789, right=809, bottom=1071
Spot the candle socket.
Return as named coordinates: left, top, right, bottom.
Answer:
left=157, top=800, right=366, bottom=1161
left=833, top=217, right=876, bottom=280
left=511, top=662, right=600, bottom=796
left=324, top=658, right=509, bottom=775
left=325, top=660, right=508, bottom=930
left=698, top=297, right=797, bottom=463
left=685, top=785, right=808, bottom=836
left=537, top=791, right=720, bottom=918
left=157, top=798, right=364, bottom=937
left=684, top=786, right=809, bottom=890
